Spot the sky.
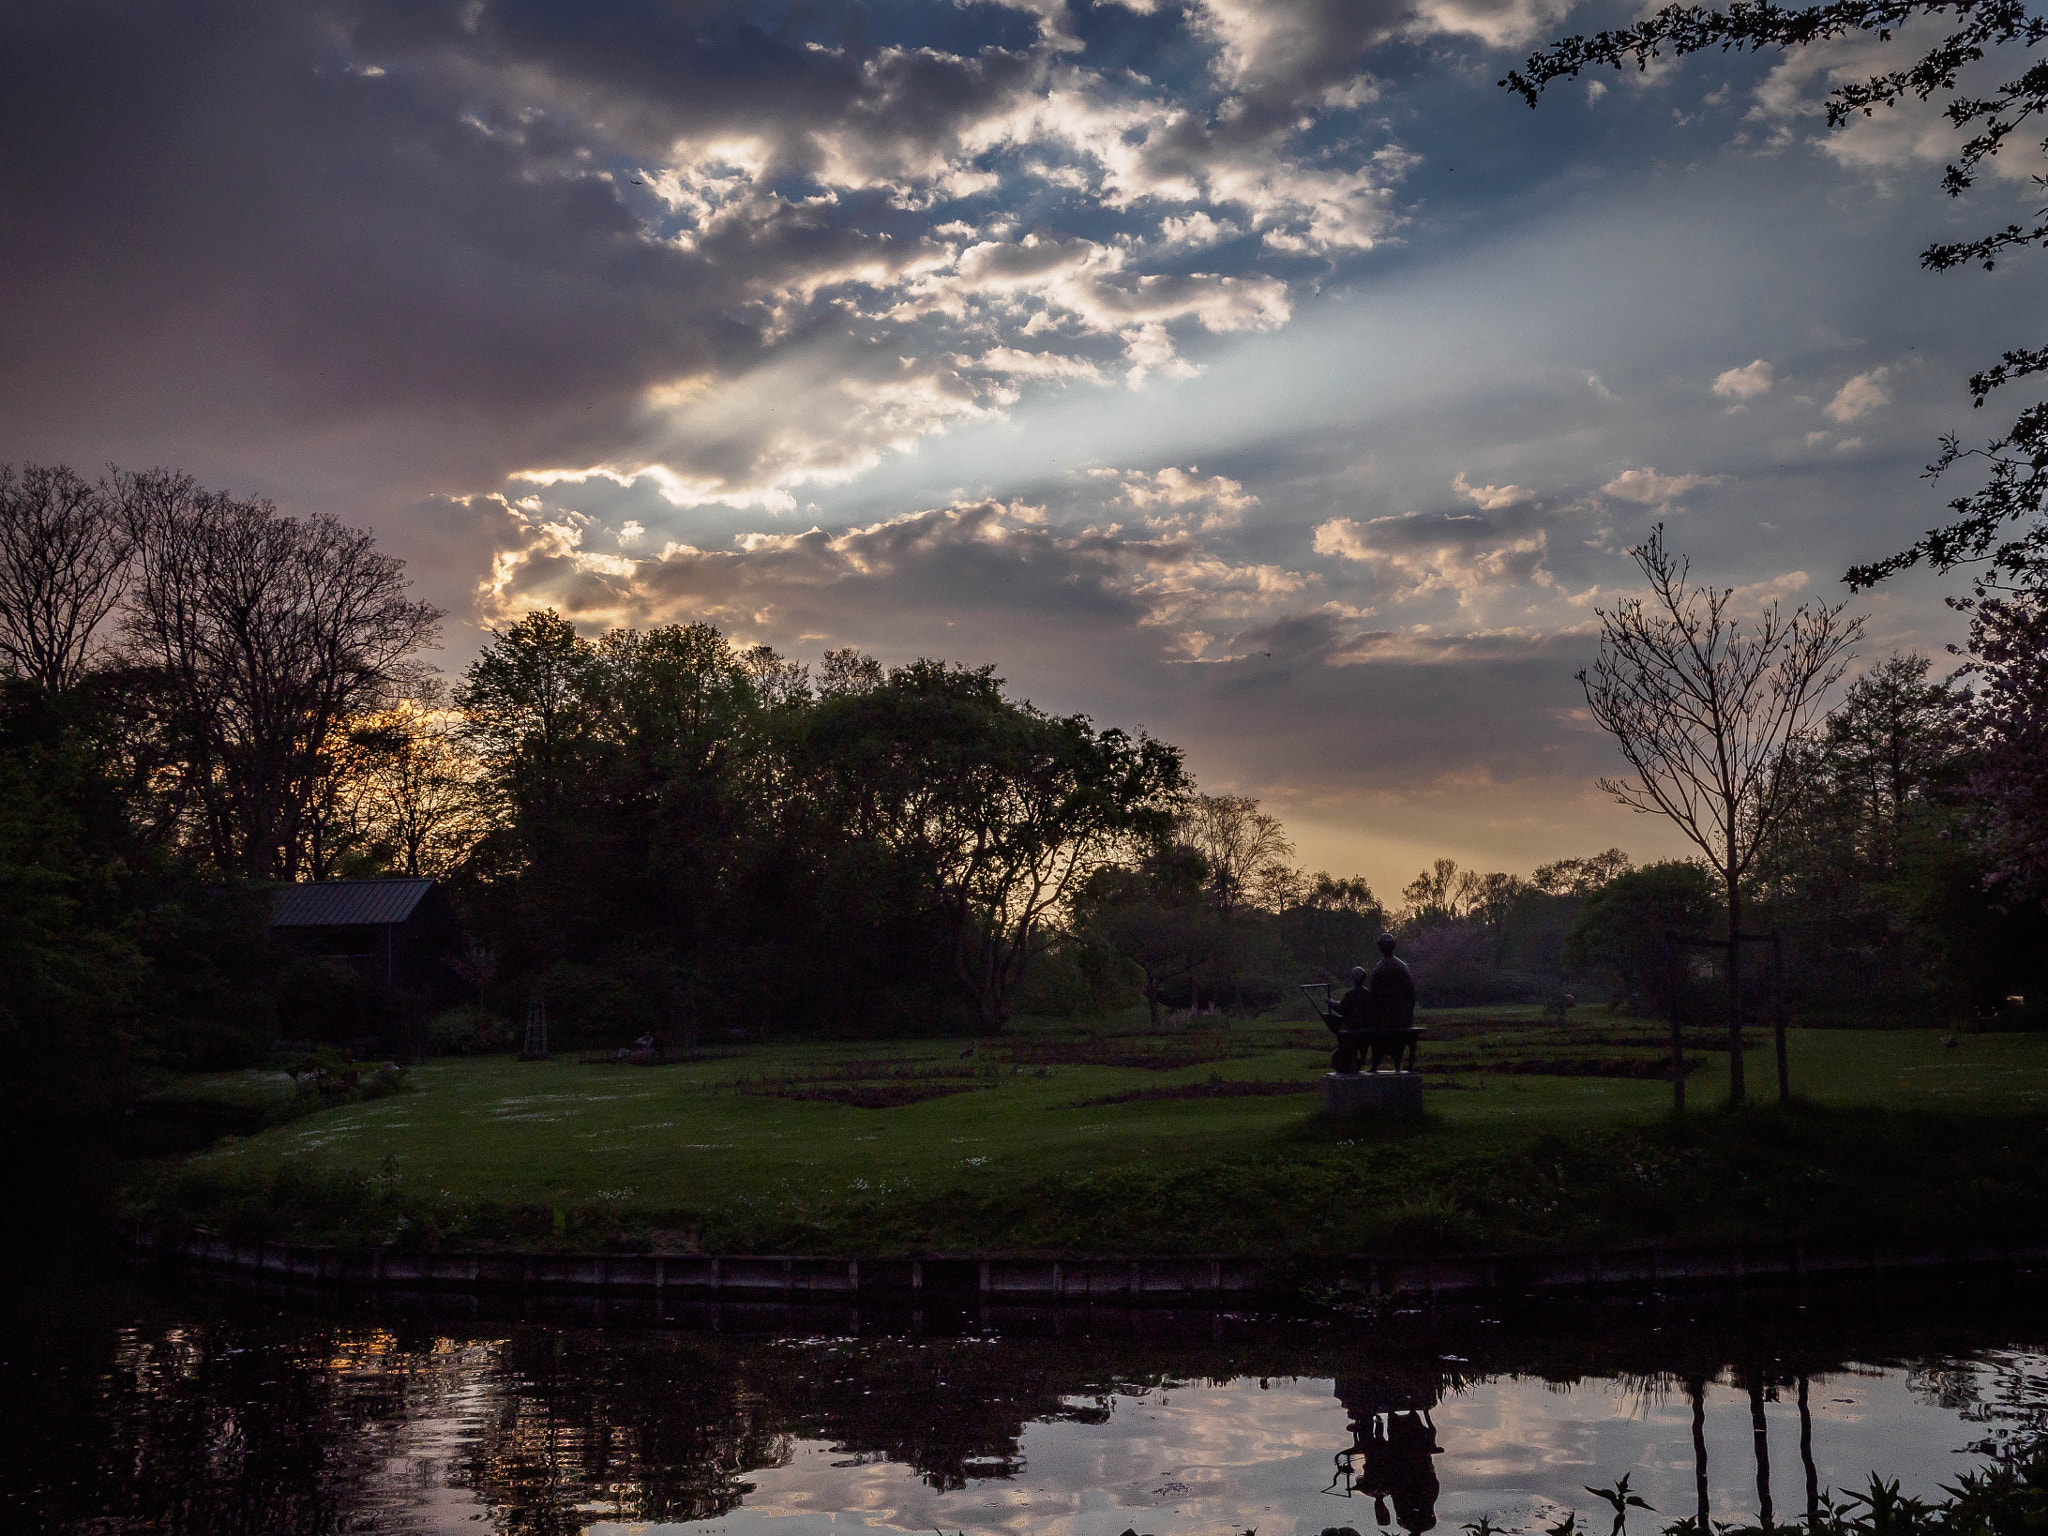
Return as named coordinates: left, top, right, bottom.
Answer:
left=3, top=0, right=2043, bottom=898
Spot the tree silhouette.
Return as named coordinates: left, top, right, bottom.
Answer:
left=1579, top=528, right=1862, bottom=1103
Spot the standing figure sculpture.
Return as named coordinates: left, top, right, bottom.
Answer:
left=1367, top=933, right=1418, bottom=1073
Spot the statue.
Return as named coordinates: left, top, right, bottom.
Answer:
left=1325, top=965, right=1372, bottom=1074
left=1367, top=933, right=1418, bottom=1072
left=1309, top=936, right=1422, bottom=1076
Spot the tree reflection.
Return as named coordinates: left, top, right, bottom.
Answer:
left=22, top=1287, right=2048, bottom=1536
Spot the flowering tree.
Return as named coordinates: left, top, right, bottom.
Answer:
left=1955, top=588, right=2048, bottom=897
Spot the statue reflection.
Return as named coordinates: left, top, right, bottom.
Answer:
left=1327, top=1370, right=1446, bottom=1534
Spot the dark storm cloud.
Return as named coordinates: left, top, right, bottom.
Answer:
left=0, top=0, right=1418, bottom=509
left=0, top=1, right=729, bottom=472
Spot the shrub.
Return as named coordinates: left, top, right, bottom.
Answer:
left=427, top=1005, right=513, bottom=1056
left=1402, top=922, right=1542, bottom=1006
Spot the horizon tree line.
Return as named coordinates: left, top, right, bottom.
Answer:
left=0, top=460, right=2040, bottom=1109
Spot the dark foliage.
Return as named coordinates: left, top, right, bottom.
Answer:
left=454, top=612, right=1187, bottom=1040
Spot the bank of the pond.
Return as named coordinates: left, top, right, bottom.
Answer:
left=122, top=1106, right=2048, bottom=1265
left=129, top=1220, right=2048, bottom=1307
left=114, top=1028, right=2048, bottom=1262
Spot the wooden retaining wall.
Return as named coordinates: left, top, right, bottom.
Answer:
left=129, top=1229, right=2048, bottom=1305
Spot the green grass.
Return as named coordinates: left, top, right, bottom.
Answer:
left=121, top=1015, right=2048, bottom=1258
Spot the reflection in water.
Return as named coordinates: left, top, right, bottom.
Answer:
left=1330, top=1368, right=1448, bottom=1533
left=5, top=1277, right=2047, bottom=1535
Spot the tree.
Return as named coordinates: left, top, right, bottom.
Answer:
left=120, top=471, right=442, bottom=881
left=333, top=698, right=481, bottom=878
left=807, top=662, right=1188, bottom=1031
left=0, top=463, right=132, bottom=693
left=458, top=609, right=600, bottom=862
left=1275, top=871, right=1388, bottom=983
left=1074, top=845, right=1217, bottom=1027
left=1565, top=861, right=1722, bottom=1012
left=1504, top=0, right=2048, bottom=594
left=1749, top=654, right=1965, bottom=1020
left=815, top=645, right=884, bottom=696
left=1402, top=857, right=1481, bottom=930
left=1177, top=794, right=1295, bottom=921
left=1953, top=586, right=2048, bottom=896
left=1813, top=654, right=1959, bottom=874
left=1533, top=849, right=1633, bottom=898
left=1579, top=527, right=1862, bottom=1103
left=1469, top=871, right=1533, bottom=966
left=1174, top=793, right=1295, bottom=1010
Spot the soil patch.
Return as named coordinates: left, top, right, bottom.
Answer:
left=1071, top=1079, right=1317, bottom=1107
left=996, top=1040, right=1258, bottom=1070
left=734, top=1081, right=994, bottom=1108
left=1434, top=1055, right=1705, bottom=1079
left=739, top=1062, right=982, bottom=1085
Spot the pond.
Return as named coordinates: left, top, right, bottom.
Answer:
left=5, top=1258, right=2044, bottom=1536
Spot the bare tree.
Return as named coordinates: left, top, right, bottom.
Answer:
left=0, top=463, right=133, bottom=692
left=1177, top=794, right=1294, bottom=920
left=1532, top=848, right=1632, bottom=897
left=1579, top=527, right=1862, bottom=1104
left=1402, top=856, right=1482, bottom=929
left=327, top=697, right=482, bottom=877
left=1175, top=793, right=1295, bottom=1011
left=120, top=470, right=443, bottom=880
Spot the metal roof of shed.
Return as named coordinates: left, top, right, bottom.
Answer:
left=270, top=878, right=438, bottom=929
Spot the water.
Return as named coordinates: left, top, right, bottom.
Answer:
left=5, top=1260, right=2045, bottom=1535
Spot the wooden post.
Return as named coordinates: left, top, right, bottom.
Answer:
left=1664, top=933, right=1686, bottom=1115
left=1771, top=933, right=1789, bottom=1105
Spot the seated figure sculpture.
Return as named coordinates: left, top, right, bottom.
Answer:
left=1324, top=965, right=1373, bottom=1074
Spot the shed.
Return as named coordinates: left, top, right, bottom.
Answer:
left=269, top=877, right=461, bottom=992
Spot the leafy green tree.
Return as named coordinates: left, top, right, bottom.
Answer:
left=458, top=609, right=601, bottom=841
left=1074, top=845, right=1217, bottom=1027
left=0, top=682, right=144, bottom=1157
left=1533, top=849, right=1632, bottom=898
left=1952, top=589, right=2048, bottom=898
left=789, top=660, right=1187, bottom=1031
left=1565, top=860, right=1722, bottom=1014
left=1754, top=655, right=1968, bottom=1020
left=1277, top=871, right=1387, bottom=982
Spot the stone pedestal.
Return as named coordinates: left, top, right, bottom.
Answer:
left=1322, top=1071, right=1424, bottom=1120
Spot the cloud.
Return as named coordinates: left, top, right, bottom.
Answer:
left=1744, top=18, right=2047, bottom=188
left=1089, top=466, right=1258, bottom=530
left=1712, top=359, right=1774, bottom=401
left=1599, top=467, right=1726, bottom=503
left=1825, top=368, right=1891, bottom=422
left=1452, top=471, right=1528, bottom=511
left=1312, top=509, right=1552, bottom=603
left=483, top=494, right=1311, bottom=661
left=0, top=0, right=1416, bottom=516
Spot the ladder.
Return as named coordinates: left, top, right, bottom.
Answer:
left=521, top=997, right=549, bottom=1060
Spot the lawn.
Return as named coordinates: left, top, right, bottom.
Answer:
left=124, top=1013, right=2048, bottom=1259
